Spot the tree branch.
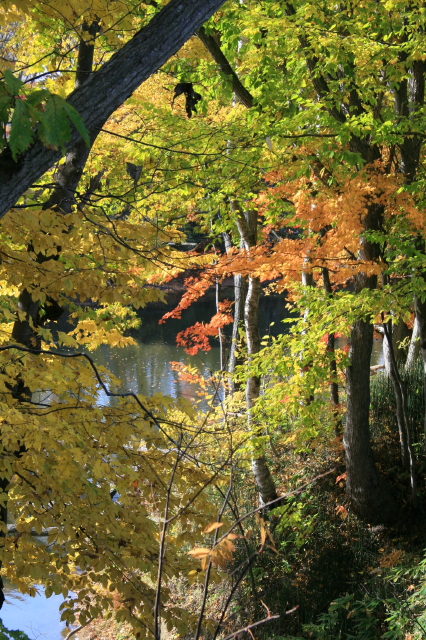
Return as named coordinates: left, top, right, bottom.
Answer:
left=197, top=27, right=254, bottom=108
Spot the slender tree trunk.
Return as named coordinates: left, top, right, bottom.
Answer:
left=383, top=317, right=410, bottom=374
left=216, top=277, right=224, bottom=372
left=301, top=264, right=315, bottom=404
left=246, top=275, right=278, bottom=506
left=232, top=202, right=278, bottom=507
left=405, top=314, right=420, bottom=370
left=322, top=268, right=340, bottom=435
left=345, top=317, right=396, bottom=523
left=222, top=232, right=246, bottom=393
left=228, top=274, right=247, bottom=388
left=414, top=293, right=426, bottom=453
left=382, top=317, right=417, bottom=505
left=383, top=332, right=408, bottom=469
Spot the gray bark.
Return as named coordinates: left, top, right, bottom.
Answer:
left=383, top=318, right=410, bottom=375
left=383, top=323, right=409, bottom=468
left=382, top=319, right=417, bottom=505
left=0, top=0, right=226, bottom=217
left=245, top=275, right=278, bottom=506
left=223, top=231, right=247, bottom=391
left=405, top=315, right=420, bottom=370
left=415, top=293, right=426, bottom=453
left=228, top=274, right=247, bottom=389
left=343, top=204, right=397, bottom=523
left=216, top=278, right=224, bottom=371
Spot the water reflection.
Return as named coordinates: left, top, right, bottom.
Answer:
left=92, top=294, right=290, bottom=405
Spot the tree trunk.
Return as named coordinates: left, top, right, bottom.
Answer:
left=228, top=274, right=247, bottom=390
left=232, top=202, right=278, bottom=507
left=322, top=268, right=340, bottom=435
left=196, top=26, right=253, bottom=109
left=223, top=229, right=246, bottom=392
left=382, top=318, right=417, bottom=505
left=383, top=318, right=410, bottom=374
left=414, top=293, right=426, bottom=453
left=216, top=277, right=224, bottom=372
left=245, top=275, right=278, bottom=506
left=383, top=323, right=409, bottom=468
left=344, top=201, right=397, bottom=524
left=345, top=318, right=396, bottom=523
left=405, top=314, right=420, bottom=370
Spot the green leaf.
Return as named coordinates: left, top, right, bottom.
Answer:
left=38, top=94, right=71, bottom=149
left=3, top=69, right=24, bottom=96
left=9, top=99, right=34, bottom=159
left=38, top=94, right=89, bottom=150
left=61, top=100, right=90, bottom=147
left=25, top=89, right=49, bottom=108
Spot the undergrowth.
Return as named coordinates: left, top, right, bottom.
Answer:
left=249, top=357, right=426, bottom=640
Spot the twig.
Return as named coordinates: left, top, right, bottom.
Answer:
left=220, top=614, right=280, bottom=640
left=194, top=475, right=233, bottom=640
left=154, top=447, right=182, bottom=640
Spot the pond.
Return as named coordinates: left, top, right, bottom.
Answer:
left=0, top=292, right=383, bottom=638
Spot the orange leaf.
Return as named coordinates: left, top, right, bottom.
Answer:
left=188, top=547, right=211, bottom=559
left=204, top=522, right=224, bottom=534
left=225, top=533, right=242, bottom=540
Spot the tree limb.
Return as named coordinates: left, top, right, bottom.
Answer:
left=197, top=26, right=254, bottom=108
